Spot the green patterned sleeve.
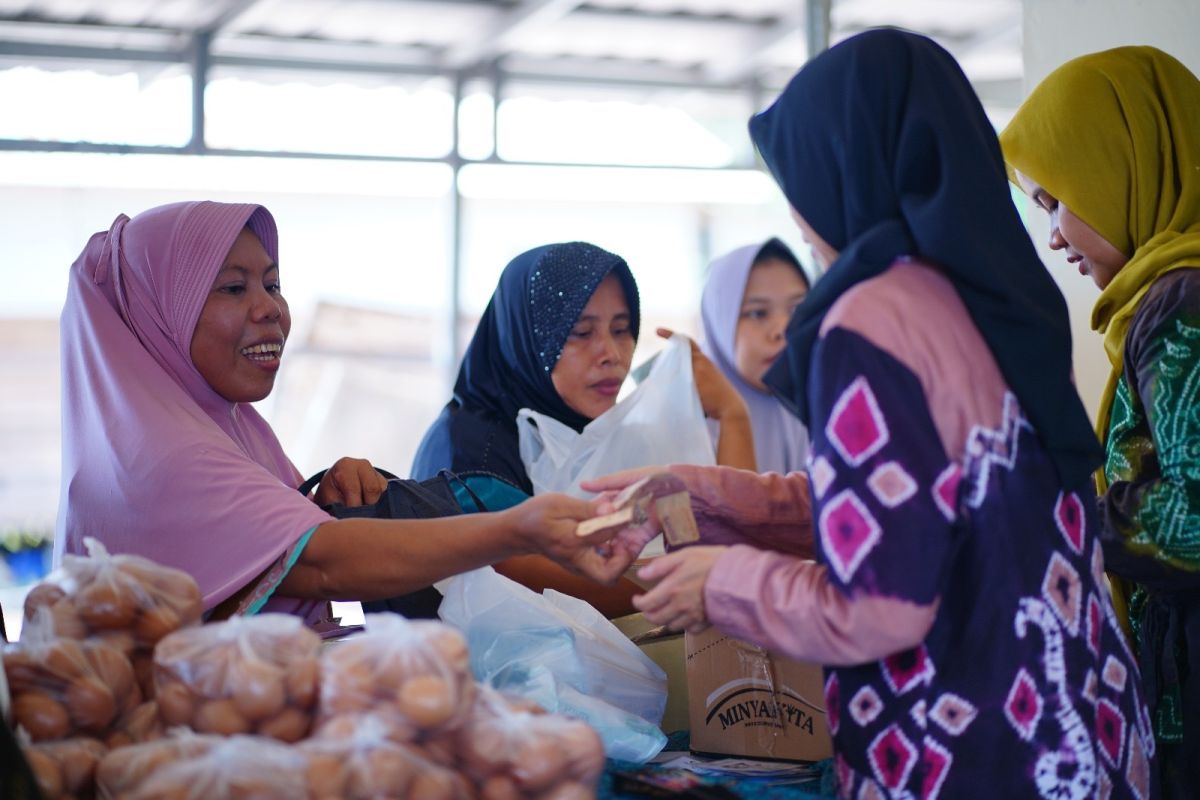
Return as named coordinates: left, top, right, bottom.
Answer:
left=1101, top=272, right=1200, bottom=579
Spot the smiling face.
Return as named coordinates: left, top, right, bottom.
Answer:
left=733, top=257, right=808, bottom=391
left=550, top=273, right=636, bottom=420
left=189, top=227, right=291, bottom=403
left=1014, top=170, right=1130, bottom=290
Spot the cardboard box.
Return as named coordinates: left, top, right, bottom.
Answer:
left=612, top=612, right=689, bottom=733
left=686, top=628, right=832, bottom=762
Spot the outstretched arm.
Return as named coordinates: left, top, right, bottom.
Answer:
left=277, top=493, right=609, bottom=602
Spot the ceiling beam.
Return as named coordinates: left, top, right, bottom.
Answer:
left=198, top=0, right=266, bottom=36
left=702, top=12, right=804, bottom=84
left=702, top=0, right=831, bottom=85
left=0, top=38, right=184, bottom=63
left=441, top=0, right=584, bottom=70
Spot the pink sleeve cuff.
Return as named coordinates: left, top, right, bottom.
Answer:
left=670, top=465, right=815, bottom=557
left=704, top=544, right=938, bottom=666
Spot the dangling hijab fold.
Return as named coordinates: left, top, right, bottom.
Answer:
left=1000, top=46, right=1200, bottom=456
left=749, top=28, right=1102, bottom=487
left=411, top=242, right=640, bottom=492
left=56, top=201, right=331, bottom=615
left=700, top=240, right=810, bottom=474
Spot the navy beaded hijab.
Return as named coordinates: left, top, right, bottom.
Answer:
left=411, top=242, right=640, bottom=492
left=750, top=28, right=1102, bottom=486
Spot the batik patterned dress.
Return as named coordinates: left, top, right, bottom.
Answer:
left=697, top=262, right=1152, bottom=799
left=1098, top=267, right=1200, bottom=793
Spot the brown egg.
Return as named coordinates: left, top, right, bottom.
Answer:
left=78, top=580, right=139, bottom=630
left=193, top=698, right=251, bottom=735
left=460, top=723, right=511, bottom=779
left=43, top=639, right=89, bottom=681
left=558, top=722, right=605, bottom=781
left=284, top=658, right=318, bottom=708
left=176, top=585, right=204, bottom=626
left=98, top=739, right=212, bottom=795
left=85, top=643, right=136, bottom=700
left=372, top=652, right=407, bottom=695
left=48, top=598, right=88, bottom=640
left=95, top=746, right=142, bottom=793
left=129, top=774, right=194, bottom=800
left=231, top=661, right=287, bottom=722
left=353, top=748, right=413, bottom=796
left=512, top=737, right=567, bottom=792
left=408, top=768, right=461, bottom=800
left=313, top=713, right=359, bottom=740
left=132, top=651, right=156, bottom=698
left=116, top=701, right=162, bottom=744
left=26, top=748, right=64, bottom=799
left=421, top=733, right=458, bottom=768
left=57, top=739, right=106, bottom=793
left=14, top=692, right=72, bottom=741
left=155, top=682, right=195, bottom=727
left=2, top=650, right=41, bottom=694
left=256, top=706, right=311, bottom=743
left=105, top=731, right=134, bottom=749
left=23, top=582, right=67, bottom=616
left=429, top=628, right=471, bottom=674
left=539, top=781, right=595, bottom=800
left=304, top=752, right=346, bottom=797
left=320, top=660, right=375, bottom=715
left=66, top=677, right=118, bottom=731
left=480, top=775, right=522, bottom=800
left=93, top=629, right=137, bottom=657
left=135, top=604, right=181, bottom=645
left=397, top=675, right=456, bottom=729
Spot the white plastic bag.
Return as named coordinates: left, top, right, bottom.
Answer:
left=518, top=334, right=716, bottom=499
left=438, top=567, right=668, bottom=762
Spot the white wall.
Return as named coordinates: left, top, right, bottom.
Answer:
left=1020, top=0, right=1200, bottom=419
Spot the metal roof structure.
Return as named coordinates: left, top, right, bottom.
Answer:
left=0, top=1, right=1022, bottom=158
left=0, top=2, right=1024, bottom=545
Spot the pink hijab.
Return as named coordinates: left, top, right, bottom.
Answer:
left=55, top=201, right=331, bottom=617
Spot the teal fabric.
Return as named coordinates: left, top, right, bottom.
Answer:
left=600, top=733, right=835, bottom=798
left=244, top=526, right=317, bottom=615
left=452, top=474, right=530, bottom=513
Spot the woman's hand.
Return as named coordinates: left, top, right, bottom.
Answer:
left=658, top=328, right=756, bottom=470
left=632, top=546, right=726, bottom=633
left=313, top=457, right=390, bottom=507
left=657, top=327, right=748, bottom=423
left=576, top=517, right=662, bottom=585
left=503, top=492, right=602, bottom=563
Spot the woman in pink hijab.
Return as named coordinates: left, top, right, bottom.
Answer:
left=56, top=200, right=610, bottom=624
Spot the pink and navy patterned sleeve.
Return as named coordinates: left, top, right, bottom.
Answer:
left=705, top=326, right=959, bottom=663
left=806, top=327, right=962, bottom=604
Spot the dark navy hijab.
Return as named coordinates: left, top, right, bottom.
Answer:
left=411, top=242, right=640, bottom=492
left=750, top=28, right=1102, bottom=486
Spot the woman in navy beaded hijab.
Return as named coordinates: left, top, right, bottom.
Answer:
left=412, top=242, right=640, bottom=496
left=399, top=242, right=643, bottom=617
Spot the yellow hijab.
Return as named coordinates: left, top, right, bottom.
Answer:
left=1000, top=46, right=1200, bottom=452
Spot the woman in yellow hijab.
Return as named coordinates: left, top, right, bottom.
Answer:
left=1002, top=46, right=1200, bottom=797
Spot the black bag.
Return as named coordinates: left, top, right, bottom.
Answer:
left=297, top=468, right=486, bottom=619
